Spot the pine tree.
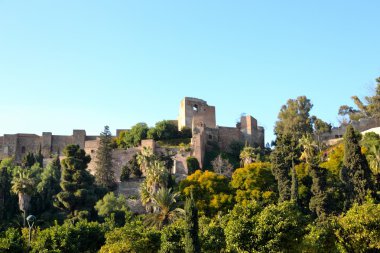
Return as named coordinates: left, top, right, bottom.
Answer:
left=340, top=125, right=374, bottom=209
left=55, top=145, right=97, bottom=216
left=184, top=196, right=201, bottom=253
left=95, top=126, right=116, bottom=191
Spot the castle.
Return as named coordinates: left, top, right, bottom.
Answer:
left=0, top=97, right=264, bottom=174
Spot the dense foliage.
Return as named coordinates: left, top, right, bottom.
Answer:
left=2, top=86, right=380, bottom=252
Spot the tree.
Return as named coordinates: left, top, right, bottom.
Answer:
left=35, top=145, right=44, bottom=167
left=11, top=167, right=35, bottom=227
left=55, top=145, right=97, bottom=217
left=37, top=156, right=61, bottom=211
left=339, top=76, right=380, bottom=122
left=137, top=146, right=155, bottom=175
left=186, top=157, right=200, bottom=175
left=145, top=187, right=184, bottom=229
left=211, top=154, right=233, bottom=178
left=147, top=120, right=179, bottom=140
left=22, top=152, right=36, bottom=168
left=31, top=220, right=105, bottom=253
left=120, top=154, right=141, bottom=182
left=231, top=162, right=277, bottom=205
left=239, top=145, right=257, bottom=167
left=336, top=203, right=380, bottom=252
left=123, top=122, right=149, bottom=147
left=300, top=134, right=329, bottom=217
left=340, top=125, right=374, bottom=208
left=180, top=170, right=234, bottom=216
left=366, top=144, right=380, bottom=189
left=274, top=96, right=313, bottom=139
left=140, top=160, right=169, bottom=211
left=184, top=196, right=201, bottom=253
left=95, top=126, right=116, bottom=191
left=95, top=192, right=129, bottom=226
left=271, top=134, right=296, bottom=203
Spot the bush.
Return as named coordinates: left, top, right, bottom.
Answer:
left=0, top=227, right=25, bottom=253
left=30, top=220, right=105, bottom=253
left=186, top=157, right=200, bottom=174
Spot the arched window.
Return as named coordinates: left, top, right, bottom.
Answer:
left=21, top=146, right=26, bottom=154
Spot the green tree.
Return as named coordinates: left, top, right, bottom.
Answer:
left=120, top=154, right=142, bottom=182
left=340, top=125, right=374, bottom=209
left=145, top=187, right=184, bottom=229
left=301, top=217, right=339, bottom=253
left=35, top=145, right=44, bottom=167
left=137, top=146, right=156, bottom=175
left=184, top=196, right=200, bottom=253
left=99, top=220, right=161, bottom=253
left=198, top=216, right=226, bottom=253
left=95, top=126, right=116, bottom=191
left=186, top=157, right=200, bottom=175
left=147, top=120, right=179, bottom=140
left=11, top=167, right=35, bottom=227
left=300, top=134, right=329, bottom=217
left=22, top=152, right=36, bottom=168
left=0, top=227, right=26, bottom=253
left=37, top=156, right=61, bottom=212
left=271, top=134, right=295, bottom=202
left=140, top=160, right=169, bottom=211
left=239, top=145, right=257, bottom=167
left=339, top=76, right=380, bottom=122
left=231, top=162, right=277, bottom=206
left=123, top=122, right=149, bottom=147
left=95, top=192, right=128, bottom=217
left=55, top=145, right=97, bottom=217
left=336, top=203, right=380, bottom=252
left=30, top=220, right=105, bottom=253
left=180, top=170, right=234, bottom=216
left=274, top=96, right=313, bottom=139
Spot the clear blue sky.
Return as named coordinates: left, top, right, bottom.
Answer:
left=1, top=1, right=379, bottom=143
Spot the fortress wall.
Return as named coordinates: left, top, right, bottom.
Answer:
left=51, top=135, right=74, bottom=155
left=217, top=127, right=243, bottom=152
left=15, top=135, right=41, bottom=161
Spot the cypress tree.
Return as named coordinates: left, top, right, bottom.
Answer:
left=95, top=126, right=116, bottom=191
left=300, top=134, right=329, bottom=217
left=271, top=134, right=298, bottom=202
left=35, top=145, right=44, bottom=167
left=340, top=125, right=374, bottom=209
left=55, top=145, right=97, bottom=216
left=184, top=196, right=201, bottom=253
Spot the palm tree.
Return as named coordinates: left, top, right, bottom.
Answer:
left=140, top=160, right=169, bottom=211
left=299, top=134, right=319, bottom=166
left=137, top=146, right=155, bottom=175
left=145, top=187, right=184, bottom=229
left=11, top=168, right=35, bottom=227
left=239, top=145, right=256, bottom=167
left=366, top=144, right=380, bottom=187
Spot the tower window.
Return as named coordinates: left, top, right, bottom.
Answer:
left=21, top=146, right=26, bottom=154
left=193, top=104, right=198, bottom=112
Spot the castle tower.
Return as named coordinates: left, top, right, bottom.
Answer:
left=178, top=97, right=216, bottom=131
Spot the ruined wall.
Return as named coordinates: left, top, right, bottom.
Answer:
left=15, top=134, right=41, bottom=161
left=178, top=97, right=216, bottom=130
left=51, top=136, right=74, bottom=155
left=191, top=122, right=207, bottom=168
left=217, top=127, right=243, bottom=152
